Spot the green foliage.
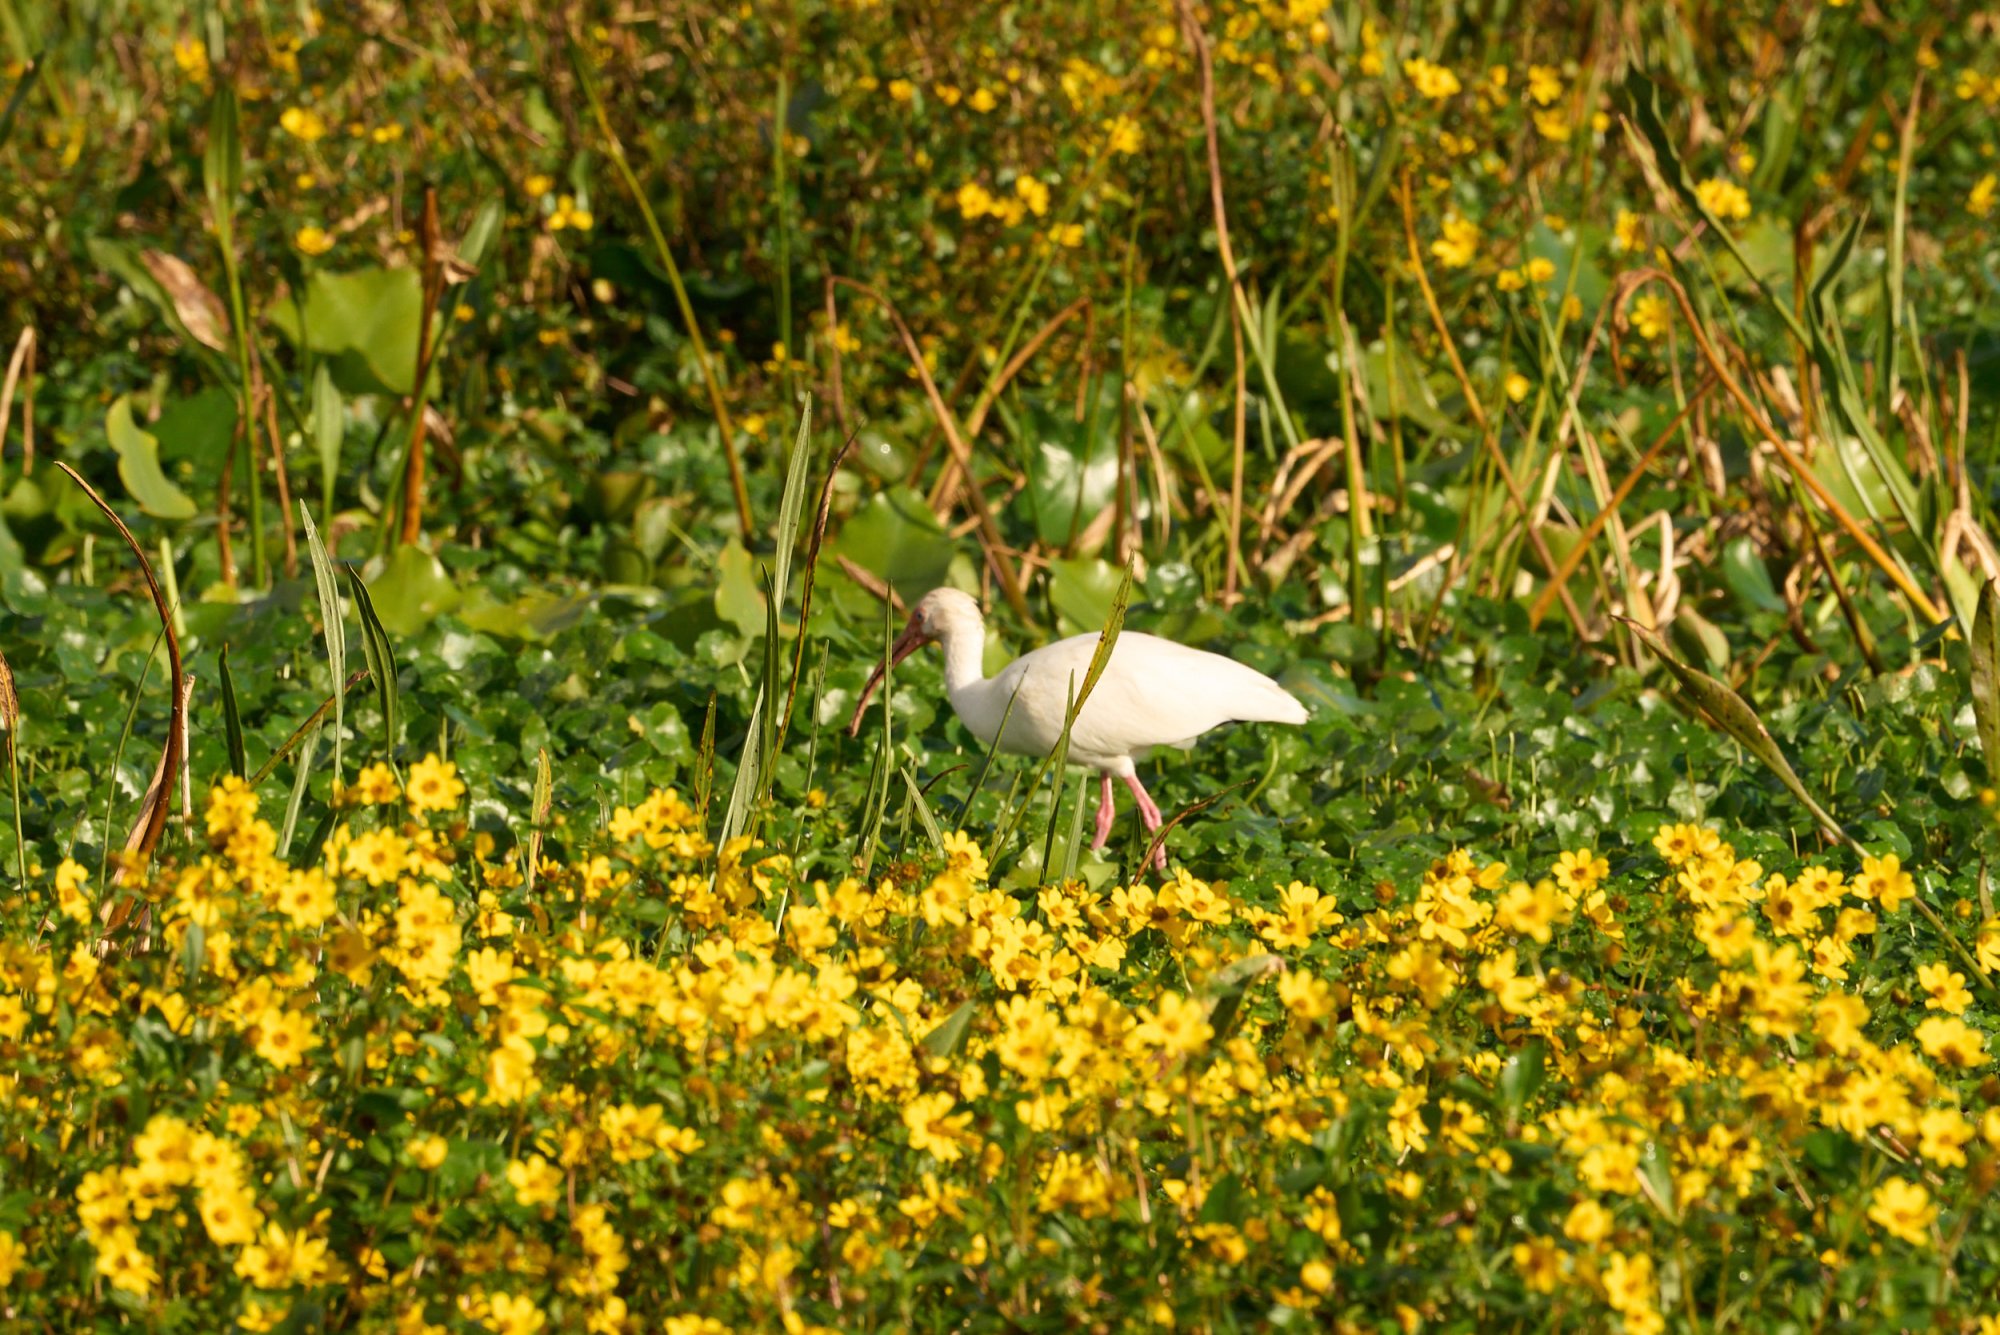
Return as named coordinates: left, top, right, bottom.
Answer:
left=1, top=0, right=2000, bottom=1328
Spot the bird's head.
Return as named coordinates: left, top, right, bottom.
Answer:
left=846, top=587, right=985, bottom=737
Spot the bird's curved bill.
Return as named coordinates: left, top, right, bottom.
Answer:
left=846, top=618, right=930, bottom=738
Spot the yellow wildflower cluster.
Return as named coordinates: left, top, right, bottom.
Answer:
left=3, top=755, right=1997, bottom=1332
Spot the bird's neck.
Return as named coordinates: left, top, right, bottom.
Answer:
left=937, top=624, right=986, bottom=695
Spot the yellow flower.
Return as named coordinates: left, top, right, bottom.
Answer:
left=1971, top=174, right=1999, bottom=219
left=887, top=79, right=915, bottom=103
left=1403, top=58, right=1462, bottom=101
left=1613, top=209, right=1644, bottom=253
left=488, top=1293, right=546, bottom=1335
left=1014, top=175, right=1051, bottom=217
left=969, top=87, right=998, bottom=113
left=524, top=173, right=554, bottom=198
left=1431, top=216, right=1479, bottom=269
left=1104, top=115, right=1143, bottom=155
left=406, top=754, right=466, bottom=815
left=1630, top=292, right=1671, bottom=342
left=1915, top=1015, right=1990, bottom=1068
left=251, top=1007, right=318, bottom=1069
left=279, top=107, right=327, bottom=142
left=293, top=226, right=336, bottom=257
left=1866, top=1177, right=1936, bottom=1246
left=234, top=1222, right=333, bottom=1289
left=903, top=1091, right=973, bottom=1162
left=56, top=857, right=91, bottom=923
left=1526, top=64, right=1563, bottom=105
left=956, top=181, right=996, bottom=220
left=0, top=1231, right=23, bottom=1287
left=173, top=37, right=210, bottom=86
left=1694, top=177, right=1752, bottom=223
left=408, top=1135, right=449, bottom=1170
left=548, top=195, right=595, bottom=232
left=1505, top=372, right=1531, bottom=404
left=507, top=1154, right=563, bottom=1207
left=1917, top=960, right=1972, bottom=1013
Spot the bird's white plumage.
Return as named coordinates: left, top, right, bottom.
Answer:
left=954, top=630, right=1304, bottom=774
left=848, top=588, right=1308, bottom=868
left=899, top=588, right=1306, bottom=776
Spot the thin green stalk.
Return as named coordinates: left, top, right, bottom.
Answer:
left=773, top=63, right=794, bottom=400
left=572, top=47, right=754, bottom=538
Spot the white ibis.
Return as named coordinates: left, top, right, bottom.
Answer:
left=846, top=588, right=1308, bottom=870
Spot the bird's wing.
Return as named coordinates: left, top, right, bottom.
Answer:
left=1066, top=633, right=1307, bottom=760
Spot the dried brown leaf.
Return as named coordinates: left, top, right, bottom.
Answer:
left=140, top=251, right=232, bottom=353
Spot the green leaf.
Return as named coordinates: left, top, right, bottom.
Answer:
left=347, top=565, right=401, bottom=762
left=1196, top=1171, right=1246, bottom=1226
left=202, top=87, right=241, bottom=235
left=1720, top=537, right=1785, bottom=615
left=1969, top=580, right=2000, bottom=775
left=1499, top=1039, right=1546, bottom=1115
left=105, top=395, right=197, bottom=521
left=219, top=644, right=246, bottom=780
left=1014, top=400, right=1119, bottom=549
left=300, top=505, right=347, bottom=786
left=1047, top=556, right=1131, bottom=635
left=267, top=267, right=426, bottom=395
left=830, top=487, right=956, bottom=607
left=310, top=366, right=344, bottom=523
left=1202, top=953, right=1284, bottom=1058
left=1626, top=619, right=1847, bottom=842
left=714, top=539, right=766, bottom=639
left=366, top=544, right=460, bottom=637
left=920, top=1000, right=976, bottom=1060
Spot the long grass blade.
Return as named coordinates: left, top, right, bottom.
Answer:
left=277, top=726, right=319, bottom=861
left=219, top=644, right=246, bottom=780
left=347, top=564, right=401, bottom=769
left=54, top=462, right=184, bottom=888
left=299, top=504, right=346, bottom=789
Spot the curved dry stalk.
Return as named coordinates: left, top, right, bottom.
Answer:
left=1397, top=172, right=1589, bottom=636
left=0, top=328, right=34, bottom=474
left=1527, top=374, right=1718, bottom=629
left=1177, top=0, right=1250, bottom=604
left=54, top=463, right=185, bottom=900
left=828, top=276, right=1032, bottom=624
left=1613, top=267, right=1945, bottom=624
left=929, top=296, right=1091, bottom=514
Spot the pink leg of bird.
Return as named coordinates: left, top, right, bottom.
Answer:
left=1122, top=772, right=1169, bottom=872
left=1091, top=772, right=1117, bottom=850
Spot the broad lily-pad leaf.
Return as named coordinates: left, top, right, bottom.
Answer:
left=1626, top=619, right=1846, bottom=842
left=1014, top=400, right=1119, bottom=550
left=830, top=486, right=956, bottom=606
left=458, top=589, right=597, bottom=642
left=267, top=266, right=426, bottom=395
left=152, top=387, right=238, bottom=471
left=106, top=395, right=197, bottom=521
left=714, top=539, right=765, bottom=639
left=365, top=544, right=460, bottom=637
left=1048, top=556, right=1131, bottom=635
left=1969, top=580, right=2000, bottom=774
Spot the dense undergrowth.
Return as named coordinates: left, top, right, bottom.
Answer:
left=4, top=0, right=2000, bottom=1329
